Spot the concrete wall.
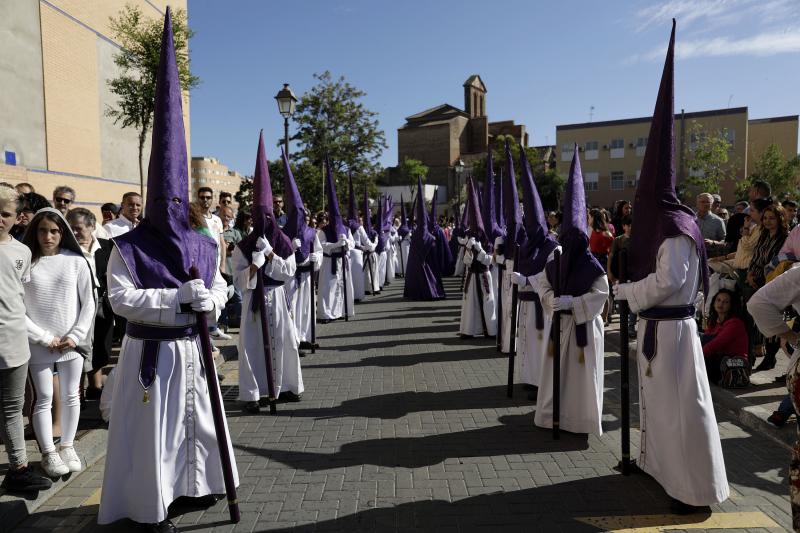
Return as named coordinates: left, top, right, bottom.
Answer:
left=0, top=0, right=47, bottom=169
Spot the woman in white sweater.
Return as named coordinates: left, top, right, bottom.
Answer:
left=22, top=208, right=95, bottom=478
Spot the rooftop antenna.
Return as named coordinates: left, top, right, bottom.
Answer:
left=727, top=94, right=734, bottom=108
left=589, top=105, right=595, bottom=122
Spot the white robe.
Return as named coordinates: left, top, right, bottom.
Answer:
left=348, top=227, right=366, bottom=302
left=459, top=245, right=497, bottom=337
left=386, top=229, right=398, bottom=282
left=532, top=269, right=608, bottom=435
left=453, top=237, right=466, bottom=276
left=516, top=280, right=552, bottom=387
left=234, top=247, right=303, bottom=401
left=617, top=236, right=729, bottom=506
left=400, top=235, right=410, bottom=276
left=360, top=231, right=380, bottom=295
left=377, top=249, right=388, bottom=289
left=287, top=234, right=322, bottom=344
left=495, top=256, right=515, bottom=354
left=98, top=249, right=239, bottom=525
left=317, top=229, right=355, bottom=320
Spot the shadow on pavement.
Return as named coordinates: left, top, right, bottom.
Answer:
left=303, top=345, right=503, bottom=369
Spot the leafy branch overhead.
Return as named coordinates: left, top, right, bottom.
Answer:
left=106, top=4, right=199, bottom=192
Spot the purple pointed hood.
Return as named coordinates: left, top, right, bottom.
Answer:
left=518, top=148, right=558, bottom=276
left=629, top=20, right=709, bottom=294
left=495, top=166, right=505, bottom=232
left=428, top=189, right=439, bottom=232
left=398, top=194, right=410, bottom=238
left=346, top=173, right=361, bottom=234
left=281, top=148, right=316, bottom=264
left=503, top=141, right=525, bottom=248
left=376, top=195, right=388, bottom=253
left=411, top=177, right=433, bottom=243
left=324, top=157, right=348, bottom=242
left=239, top=131, right=293, bottom=261
left=363, top=185, right=376, bottom=240
left=482, top=148, right=503, bottom=246
left=466, top=177, right=488, bottom=248
left=114, top=8, right=216, bottom=289
left=545, top=147, right=604, bottom=296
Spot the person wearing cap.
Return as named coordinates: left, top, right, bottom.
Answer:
left=234, top=134, right=303, bottom=412
left=98, top=12, right=237, bottom=531
left=317, top=159, right=355, bottom=321
left=613, top=22, right=729, bottom=514
left=459, top=178, right=497, bottom=337
left=532, top=148, right=608, bottom=435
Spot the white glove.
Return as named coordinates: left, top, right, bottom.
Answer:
left=190, top=294, right=214, bottom=313
left=457, top=236, right=467, bottom=245
left=178, top=279, right=206, bottom=304
left=309, top=253, right=320, bottom=265
left=547, top=250, right=557, bottom=262
left=256, top=236, right=269, bottom=251
left=494, top=236, right=505, bottom=249
left=292, top=238, right=302, bottom=251
left=252, top=250, right=266, bottom=268
left=613, top=282, right=628, bottom=301
left=510, top=272, right=527, bottom=287
left=495, top=254, right=505, bottom=265
left=553, top=296, right=574, bottom=311
left=466, top=237, right=476, bottom=249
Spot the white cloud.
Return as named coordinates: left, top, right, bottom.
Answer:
left=633, top=28, right=800, bottom=61
left=634, top=0, right=798, bottom=32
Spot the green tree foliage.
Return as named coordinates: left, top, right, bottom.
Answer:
left=106, top=5, right=199, bottom=194
left=736, top=143, right=800, bottom=201
left=681, top=122, right=738, bottom=198
left=286, top=71, right=386, bottom=214
left=397, top=157, right=428, bottom=187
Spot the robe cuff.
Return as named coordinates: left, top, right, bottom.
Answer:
left=572, top=297, right=592, bottom=325
left=622, top=283, right=644, bottom=314
left=495, top=255, right=505, bottom=265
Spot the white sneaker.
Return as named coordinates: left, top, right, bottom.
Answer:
left=210, top=329, right=232, bottom=340
left=41, top=451, right=69, bottom=477
left=59, top=446, right=82, bottom=472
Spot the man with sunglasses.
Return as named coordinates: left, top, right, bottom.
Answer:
left=103, top=192, right=142, bottom=238
left=52, top=186, right=75, bottom=215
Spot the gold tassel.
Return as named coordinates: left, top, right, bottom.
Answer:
left=538, top=332, right=543, bottom=340
left=645, top=362, right=653, bottom=377
left=579, top=349, right=585, bottom=365
left=142, top=389, right=150, bottom=403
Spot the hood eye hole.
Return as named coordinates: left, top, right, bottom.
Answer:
left=172, top=197, right=182, bottom=204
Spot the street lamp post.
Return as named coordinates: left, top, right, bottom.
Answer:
left=454, top=158, right=465, bottom=212
left=274, top=83, right=298, bottom=156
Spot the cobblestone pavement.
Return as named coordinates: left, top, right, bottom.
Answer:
left=11, top=277, right=795, bottom=532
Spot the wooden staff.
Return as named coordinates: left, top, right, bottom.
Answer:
left=189, top=266, right=241, bottom=524
left=310, top=263, right=317, bottom=354
left=341, top=245, right=349, bottom=322
left=254, top=267, right=278, bottom=415
left=506, top=243, right=520, bottom=398
left=496, top=256, right=504, bottom=352
left=618, top=248, right=631, bottom=474
left=552, top=249, right=561, bottom=440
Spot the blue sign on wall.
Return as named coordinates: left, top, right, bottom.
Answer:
left=4, top=151, right=16, bottom=166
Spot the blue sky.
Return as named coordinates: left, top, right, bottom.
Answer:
left=188, top=0, right=800, bottom=175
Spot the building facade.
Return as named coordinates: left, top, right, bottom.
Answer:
left=555, top=107, right=798, bottom=208
left=0, top=0, right=189, bottom=217
left=388, top=75, right=528, bottom=208
left=190, top=156, right=245, bottom=207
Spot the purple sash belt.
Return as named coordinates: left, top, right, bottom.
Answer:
left=324, top=250, right=346, bottom=275
left=639, top=305, right=696, bottom=362
left=295, top=262, right=313, bottom=281
left=126, top=322, right=200, bottom=393
left=518, top=292, right=545, bottom=331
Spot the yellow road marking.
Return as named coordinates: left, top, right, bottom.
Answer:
left=82, top=487, right=102, bottom=506
left=576, top=511, right=780, bottom=532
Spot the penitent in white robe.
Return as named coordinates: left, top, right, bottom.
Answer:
left=348, top=227, right=366, bottom=301
left=287, top=234, right=322, bottom=344
left=317, top=229, right=356, bottom=320
left=459, top=246, right=497, bottom=337
left=234, top=247, right=303, bottom=401
left=453, top=237, right=466, bottom=277
left=618, top=236, right=729, bottom=506
left=495, top=254, right=516, bottom=354
left=516, top=266, right=557, bottom=387
left=400, top=234, right=410, bottom=276
left=377, top=249, right=388, bottom=289
left=532, top=269, right=608, bottom=435
left=386, top=228, right=398, bottom=282
left=98, top=249, right=239, bottom=525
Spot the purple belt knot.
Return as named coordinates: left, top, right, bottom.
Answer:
left=126, top=322, right=200, bottom=396
left=639, top=305, right=696, bottom=363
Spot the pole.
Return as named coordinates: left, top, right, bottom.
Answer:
left=310, top=263, right=317, bottom=354
left=496, top=256, right=504, bottom=352
left=341, top=246, right=350, bottom=322
left=552, top=249, right=561, bottom=440
left=188, top=266, right=241, bottom=524
left=506, top=244, right=520, bottom=398
left=618, top=248, right=631, bottom=474
left=283, top=117, right=290, bottom=158
left=254, top=268, right=278, bottom=415
left=399, top=239, right=405, bottom=277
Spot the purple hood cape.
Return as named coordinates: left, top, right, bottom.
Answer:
left=404, top=176, right=444, bottom=300
left=323, top=157, right=348, bottom=243
left=238, top=131, right=294, bottom=262
left=281, top=148, right=316, bottom=264
left=628, top=20, right=709, bottom=295
left=503, top=141, right=525, bottom=251
left=518, top=148, right=558, bottom=277
left=398, top=194, right=411, bottom=238
left=114, top=8, right=216, bottom=289
left=481, top=148, right=504, bottom=249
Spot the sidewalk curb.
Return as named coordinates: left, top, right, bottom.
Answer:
left=0, top=424, right=108, bottom=532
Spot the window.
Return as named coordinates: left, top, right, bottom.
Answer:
left=4, top=150, right=16, bottom=166
left=610, top=171, right=624, bottom=190
left=725, top=129, right=735, bottom=146
left=584, top=172, right=599, bottom=191
left=561, top=143, right=575, bottom=161
left=584, top=141, right=599, bottom=160
left=636, top=137, right=647, bottom=157
left=610, top=138, right=625, bottom=159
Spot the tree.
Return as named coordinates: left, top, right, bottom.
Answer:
left=736, top=143, right=800, bottom=200
left=537, top=170, right=568, bottom=211
left=681, top=122, right=737, bottom=199
left=290, top=71, right=387, bottom=207
left=397, top=157, right=428, bottom=189
left=106, top=5, right=199, bottom=195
